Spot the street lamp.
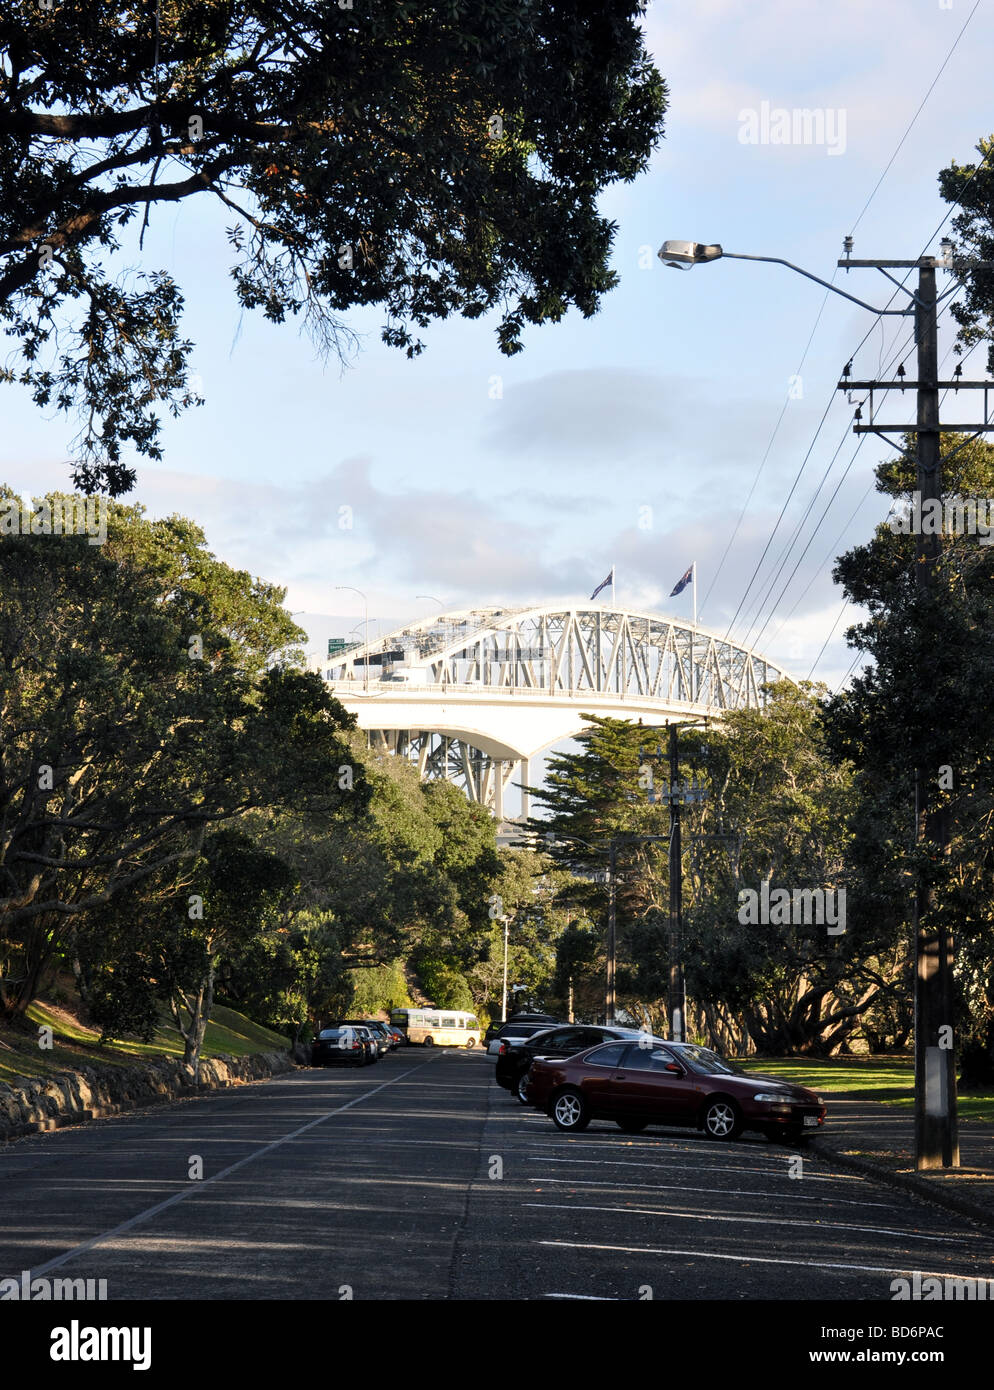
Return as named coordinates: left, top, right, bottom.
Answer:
left=335, top=585, right=368, bottom=692
left=657, top=241, right=910, bottom=315
left=500, top=911, right=511, bottom=1022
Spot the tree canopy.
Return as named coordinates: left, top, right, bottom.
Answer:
left=0, top=0, right=667, bottom=493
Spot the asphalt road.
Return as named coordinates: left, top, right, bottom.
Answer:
left=2, top=1048, right=991, bottom=1301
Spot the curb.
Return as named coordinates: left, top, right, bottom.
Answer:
left=0, top=1049, right=299, bottom=1143
left=810, top=1137, right=994, bottom=1230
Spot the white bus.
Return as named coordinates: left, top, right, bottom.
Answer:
left=389, top=1008, right=482, bottom=1048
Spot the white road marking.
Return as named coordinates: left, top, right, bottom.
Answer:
left=525, top=1155, right=864, bottom=1184
left=525, top=1176, right=904, bottom=1211
left=523, top=1201, right=972, bottom=1243
left=21, top=1057, right=443, bottom=1280
left=539, top=1241, right=989, bottom=1280
left=545, top=1292, right=617, bottom=1300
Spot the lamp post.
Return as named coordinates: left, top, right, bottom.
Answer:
left=335, top=585, right=368, bottom=692
left=501, top=912, right=510, bottom=1022
left=635, top=718, right=709, bottom=1043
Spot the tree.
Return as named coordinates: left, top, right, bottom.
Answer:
left=683, top=685, right=870, bottom=1055
left=938, top=136, right=994, bottom=374
left=527, top=714, right=673, bottom=1019
left=528, top=695, right=870, bottom=1051
left=825, top=432, right=994, bottom=1073
left=0, top=1, right=667, bottom=493
left=0, top=491, right=365, bottom=1020
left=464, top=848, right=572, bottom=1017
left=163, top=830, right=298, bottom=1076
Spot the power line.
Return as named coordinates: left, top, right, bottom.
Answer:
left=835, top=646, right=865, bottom=694
left=749, top=280, right=979, bottom=651
left=722, top=291, right=910, bottom=646
left=848, top=0, right=984, bottom=237
left=792, top=336, right=982, bottom=682
left=709, top=2, right=986, bottom=632
left=740, top=314, right=922, bottom=647
left=744, top=274, right=978, bottom=655
left=808, top=599, right=850, bottom=680
left=761, top=56, right=994, bottom=688
left=765, top=479, right=876, bottom=650
left=699, top=279, right=837, bottom=618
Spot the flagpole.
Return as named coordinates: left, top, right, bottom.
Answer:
left=691, top=561, right=697, bottom=703
left=612, top=563, right=616, bottom=608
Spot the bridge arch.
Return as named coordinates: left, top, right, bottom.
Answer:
left=323, top=603, right=792, bottom=815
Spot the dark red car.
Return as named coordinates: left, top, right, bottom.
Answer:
left=524, top=1039, right=825, bottom=1143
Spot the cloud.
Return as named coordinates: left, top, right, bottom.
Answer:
left=481, top=368, right=673, bottom=461
left=480, top=368, right=806, bottom=478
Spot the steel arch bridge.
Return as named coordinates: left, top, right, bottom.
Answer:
left=322, top=604, right=792, bottom=816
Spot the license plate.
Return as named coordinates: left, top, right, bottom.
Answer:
left=803, top=1116, right=819, bottom=1127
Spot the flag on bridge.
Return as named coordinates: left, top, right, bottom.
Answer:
left=589, top=567, right=614, bottom=601
left=670, top=564, right=694, bottom=597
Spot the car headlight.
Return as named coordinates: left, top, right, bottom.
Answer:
left=753, top=1092, right=793, bottom=1104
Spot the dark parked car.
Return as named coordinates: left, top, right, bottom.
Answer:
left=337, top=1019, right=388, bottom=1058
left=496, top=1024, right=648, bottom=1103
left=483, top=1012, right=558, bottom=1048
left=310, top=1026, right=370, bottom=1067
left=316, top=1022, right=379, bottom=1064
left=524, top=1040, right=826, bottom=1143
left=486, top=1018, right=563, bottom=1055
left=360, top=1021, right=399, bottom=1053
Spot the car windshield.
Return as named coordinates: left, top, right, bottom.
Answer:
left=677, top=1044, right=744, bottom=1076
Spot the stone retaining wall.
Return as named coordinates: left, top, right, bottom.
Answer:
left=0, top=1049, right=297, bottom=1141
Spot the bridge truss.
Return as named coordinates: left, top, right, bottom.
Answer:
left=325, top=604, right=791, bottom=813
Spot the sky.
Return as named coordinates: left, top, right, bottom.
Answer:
left=5, top=0, right=994, bottom=693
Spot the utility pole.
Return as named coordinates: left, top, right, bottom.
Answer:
left=637, top=720, right=708, bottom=1043
left=668, top=724, right=686, bottom=1043
left=606, top=840, right=616, bottom=1025
left=836, top=240, right=994, bottom=1169
left=913, top=261, right=957, bottom=1171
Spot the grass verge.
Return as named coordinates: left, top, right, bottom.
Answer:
left=0, top=994, right=289, bottom=1085
left=741, top=1054, right=994, bottom=1123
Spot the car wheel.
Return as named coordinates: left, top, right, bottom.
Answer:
left=551, top=1088, right=590, bottom=1132
left=616, top=1118, right=648, bottom=1133
left=423, top=1036, right=434, bottom=1046
left=702, top=1097, right=742, bottom=1141
left=464, top=1038, right=476, bottom=1049
left=516, top=1072, right=531, bottom=1105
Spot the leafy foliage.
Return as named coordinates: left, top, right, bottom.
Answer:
left=0, top=1, right=666, bottom=492
left=825, top=432, right=994, bottom=1070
